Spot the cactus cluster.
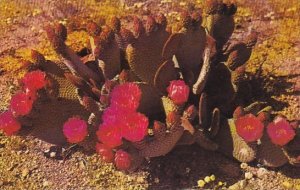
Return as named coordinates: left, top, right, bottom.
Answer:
left=0, top=0, right=299, bottom=171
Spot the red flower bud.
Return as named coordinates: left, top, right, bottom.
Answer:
left=95, top=143, right=114, bottom=163
left=22, top=70, right=47, bottom=91
left=0, top=111, right=21, bottom=136
left=166, top=111, right=180, bottom=127
left=167, top=80, right=190, bottom=105
left=114, top=150, right=132, bottom=170
left=10, top=92, right=34, bottom=116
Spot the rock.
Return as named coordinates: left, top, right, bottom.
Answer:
left=240, top=162, right=248, bottom=170
left=79, top=160, right=86, bottom=169
left=239, top=180, right=247, bottom=189
left=43, top=180, right=51, bottom=187
left=257, top=168, right=267, bottom=179
left=245, top=172, right=253, bottom=180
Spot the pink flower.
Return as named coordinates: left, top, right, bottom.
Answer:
left=0, top=111, right=21, bottom=136
left=96, top=123, right=123, bottom=148
left=101, top=106, right=123, bottom=125
left=22, top=70, right=47, bottom=91
left=10, top=92, right=34, bottom=116
left=235, top=114, right=264, bottom=142
left=110, top=83, right=141, bottom=111
left=25, top=89, right=38, bottom=102
left=122, top=112, right=148, bottom=142
left=267, top=117, right=295, bottom=146
left=95, top=143, right=115, bottom=163
left=63, top=117, right=88, bottom=143
left=167, top=80, right=190, bottom=105
left=114, top=150, right=132, bottom=170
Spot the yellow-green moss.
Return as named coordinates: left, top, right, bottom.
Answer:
left=66, top=31, right=90, bottom=53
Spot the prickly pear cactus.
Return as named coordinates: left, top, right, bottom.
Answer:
left=23, top=51, right=90, bottom=145
left=126, top=15, right=171, bottom=85
left=163, top=11, right=207, bottom=86
left=204, top=0, right=237, bottom=51
left=1, top=1, right=299, bottom=174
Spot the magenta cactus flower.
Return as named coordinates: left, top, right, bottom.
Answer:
left=167, top=80, right=190, bottom=105
left=21, top=70, right=47, bottom=91
left=114, top=150, right=132, bottom=170
left=110, top=83, right=141, bottom=111
left=235, top=114, right=264, bottom=142
left=101, top=106, right=123, bottom=125
left=10, top=92, right=34, bottom=116
left=96, top=122, right=123, bottom=148
left=96, top=143, right=115, bottom=163
left=63, top=117, right=88, bottom=143
left=0, top=111, right=21, bottom=136
left=267, top=116, right=296, bottom=146
left=122, top=112, right=148, bottom=142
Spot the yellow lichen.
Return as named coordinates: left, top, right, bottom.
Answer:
left=66, top=30, right=90, bottom=53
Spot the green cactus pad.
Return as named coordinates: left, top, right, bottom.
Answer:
left=257, top=131, right=288, bottom=168
left=136, top=83, right=164, bottom=118
left=282, top=129, right=300, bottom=166
left=97, top=33, right=121, bottom=79
left=215, top=119, right=257, bottom=163
left=154, top=60, right=179, bottom=94
left=126, top=25, right=170, bottom=85
left=134, top=124, right=184, bottom=158
left=28, top=61, right=89, bottom=145
left=204, top=9, right=235, bottom=51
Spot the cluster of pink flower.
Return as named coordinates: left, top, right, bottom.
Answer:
left=96, top=82, right=148, bottom=170
left=235, top=114, right=296, bottom=146
left=0, top=70, right=47, bottom=135
left=62, top=83, right=145, bottom=170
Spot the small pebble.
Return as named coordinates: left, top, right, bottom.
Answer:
left=49, top=152, right=56, bottom=158
left=197, top=180, right=206, bottom=188
left=240, top=162, right=248, bottom=169
left=204, top=176, right=211, bottom=183
left=185, top=167, right=191, bottom=174
left=22, top=168, right=30, bottom=177
left=210, top=174, right=216, bottom=181
left=257, top=168, right=267, bottom=178
left=43, top=180, right=50, bottom=187
left=148, top=128, right=153, bottom=136
left=245, top=172, right=253, bottom=180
